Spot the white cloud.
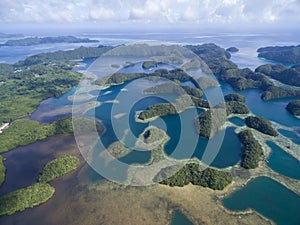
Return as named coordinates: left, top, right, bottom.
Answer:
left=0, top=0, right=299, bottom=28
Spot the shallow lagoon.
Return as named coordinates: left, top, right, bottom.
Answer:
left=223, top=176, right=300, bottom=225
left=266, top=141, right=300, bottom=180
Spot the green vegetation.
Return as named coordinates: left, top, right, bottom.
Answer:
left=197, top=77, right=219, bottom=89
left=0, top=63, right=14, bottom=81
left=256, top=64, right=300, bottom=87
left=224, top=93, right=246, bottom=102
left=139, top=103, right=177, bottom=120
left=0, top=117, right=71, bottom=153
left=38, top=156, right=80, bottom=183
left=220, top=68, right=273, bottom=90
left=0, top=45, right=112, bottom=124
left=0, top=183, right=55, bottom=216
left=100, top=68, right=192, bottom=86
left=226, top=47, right=239, bottom=53
left=194, top=108, right=227, bottom=138
left=187, top=44, right=238, bottom=75
left=245, top=116, right=278, bottom=136
left=0, top=65, right=82, bottom=123
left=257, top=45, right=300, bottom=64
left=0, top=155, right=5, bottom=187
left=238, top=130, right=263, bottom=169
left=1, top=36, right=98, bottom=47
left=226, top=101, right=250, bottom=115
left=286, top=100, right=300, bottom=116
left=106, top=141, right=132, bottom=159
left=156, top=163, right=233, bottom=190
left=144, top=82, right=203, bottom=98
left=261, top=86, right=300, bottom=100
left=17, top=45, right=112, bottom=67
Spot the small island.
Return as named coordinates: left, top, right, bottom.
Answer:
left=0, top=183, right=55, bottom=216
left=257, top=45, right=300, bottom=64
left=261, top=86, right=300, bottom=100
left=0, top=36, right=99, bottom=47
left=226, top=47, right=239, bottom=53
left=238, top=129, right=264, bottom=169
left=286, top=100, right=300, bottom=116
left=38, top=155, right=80, bottom=183
left=245, top=116, right=278, bottom=136
left=224, top=93, right=246, bottom=102
left=156, top=163, right=233, bottom=190
left=256, top=64, right=300, bottom=87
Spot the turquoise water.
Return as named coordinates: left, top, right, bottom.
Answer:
left=266, top=141, right=300, bottom=180
left=223, top=176, right=300, bottom=225
left=171, top=211, right=193, bottom=225
left=91, top=78, right=242, bottom=169
left=278, top=129, right=300, bottom=145
left=229, top=117, right=244, bottom=126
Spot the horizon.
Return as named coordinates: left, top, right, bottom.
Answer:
left=0, top=0, right=300, bottom=36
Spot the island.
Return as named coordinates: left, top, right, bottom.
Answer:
left=257, top=45, right=300, bottom=64
left=224, top=93, right=246, bottom=102
left=0, top=32, right=23, bottom=38
left=38, top=155, right=80, bottom=183
left=156, top=163, right=233, bottom=190
left=194, top=102, right=249, bottom=138
left=255, top=64, right=300, bottom=87
left=0, top=36, right=99, bottom=47
left=286, top=100, right=300, bottom=116
left=226, top=47, right=239, bottom=53
left=0, top=183, right=55, bottom=216
left=261, top=86, right=300, bottom=100
left=0, top=45, right=111, bottom=124
left=144, top=82, right=203, bottom=98
left=238, top=129, right=263, bottom=169
left=0, top=154, right=80, bottom=216
left=245, top=116, right=278, bottom=136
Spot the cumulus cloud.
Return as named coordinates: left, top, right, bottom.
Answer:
left=0, top=0, right=299, bottom=27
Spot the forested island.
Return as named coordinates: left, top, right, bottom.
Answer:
left=245, top=116, right=278, bottom=136
left=0, top=155, right=80, bottom=216
left=0, top=45, right=111, bottom=124
left=0, top=36, right=99, bottom=47
left=38, top=155, right=80, bottom=183
left=156, top=163, right=233, bottom=190
left=238, top=130, right=263, bottom=169
left=255, top=64, right=300, bottom=87
left=257, top=45, right=300, bottom=64
left=286, top=100, right=300, bottom=116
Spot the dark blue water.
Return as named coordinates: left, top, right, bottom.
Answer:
left=229, top=117, right=245, bottom=126
left=171, top=211, right=193, bottom=225
left=266, top=141, right=300, bottom=180
left=223, top=176, right=300, bottom=225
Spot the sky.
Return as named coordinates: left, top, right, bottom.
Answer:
left=0, top=0, right=300, bottom=32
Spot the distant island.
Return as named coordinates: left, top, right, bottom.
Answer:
left=0, top=36, right=99, bottom=47
left=257, top=45, right=300, bottom=64
left=0, top=32, right=23, bottom=38
left=286, top=100, right=300, bottom=116
left=226, top=47, right=239, bottom=53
